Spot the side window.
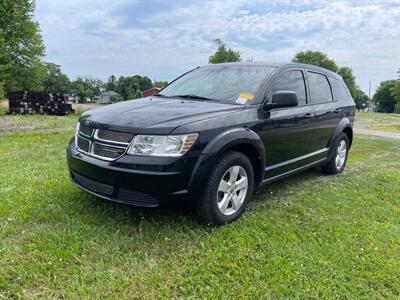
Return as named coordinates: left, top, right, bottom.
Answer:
left=307, top=72, right=333, bottom=104
left=330, top=77, right=351, bottom=101
left=272, top=70, right=307, bottom=105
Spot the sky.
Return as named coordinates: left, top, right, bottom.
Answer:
left=35, top=0, right=400, bottom=94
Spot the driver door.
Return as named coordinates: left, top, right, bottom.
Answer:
left=258, top=69, right=318, bottom=179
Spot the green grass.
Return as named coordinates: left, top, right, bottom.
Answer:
left=367, top=124, right=400, bottom=133
left=356, top=112, right=400, bottom=122
left=356, top=112, right=400, bottom=133
left=5, top=114, right=78, bottom=130
left=0, top=130, right=399, bottom=298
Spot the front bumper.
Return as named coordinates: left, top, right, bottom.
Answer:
left=67, top=139, right=213, bottom=207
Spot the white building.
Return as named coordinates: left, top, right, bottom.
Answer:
left=99, top=91, right=121, bottom=104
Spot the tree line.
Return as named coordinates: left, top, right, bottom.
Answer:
left=1, top=1, right=398, bottom=111
left=209, top=39, right=400, bottom=113
left=0, top=0, right=167, bottom=103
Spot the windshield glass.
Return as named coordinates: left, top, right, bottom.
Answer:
left=159, top=65, right=275, bottom=104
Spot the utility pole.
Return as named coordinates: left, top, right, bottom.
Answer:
left=368, top=80, right=372, bottom=112
left=368, top=80, right=371, bottom=100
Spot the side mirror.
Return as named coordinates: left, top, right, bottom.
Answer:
left=263, top=90, right=298, bottom=110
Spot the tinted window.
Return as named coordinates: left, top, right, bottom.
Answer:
left=330, top=77, right=350, bottom=101
left=272, top=70, right=307, bottom=105
left=307, top=72, right=332, bottom=104
left=160, top=66, right=275, bottom=103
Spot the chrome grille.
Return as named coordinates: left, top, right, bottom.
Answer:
left=79, top=122, right=93, bottom=137
left=76, top=122, right=132, bottom=161
left=92, top=143, right=126, bottom=159
left=77, top=136, right=90, bottom=152
left=96, top=129, right=134, bottom=143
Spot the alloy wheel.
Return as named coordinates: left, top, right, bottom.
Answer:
left=217, top=165, right=248, bottom=216
left=335, top=139, right=347, bottom=170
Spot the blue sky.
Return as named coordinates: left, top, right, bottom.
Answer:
left=36, top=0, right=400, bottom=94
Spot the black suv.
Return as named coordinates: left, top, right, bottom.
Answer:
left=67, top=62, right=355, bottom=225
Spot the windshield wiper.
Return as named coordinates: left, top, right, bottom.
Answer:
left=169, top=94, right=215, bottom=101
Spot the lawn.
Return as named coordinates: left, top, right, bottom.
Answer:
left=356, top=112, right=400, bottom=133
left=0, top=117, right=400, bottom=298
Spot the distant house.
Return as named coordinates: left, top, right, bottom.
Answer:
left=142, top=87, right=161, bottom=98
left=366, top=100, right=377, bottom=112
left=99, top=91, right=121, bottom=104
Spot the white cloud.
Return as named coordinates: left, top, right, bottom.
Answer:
left=36, top=0, right=400, bottom=93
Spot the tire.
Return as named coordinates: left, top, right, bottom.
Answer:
left=195, top=151, right=254, bottom=225
left=322, top=132, right=349, bottom=175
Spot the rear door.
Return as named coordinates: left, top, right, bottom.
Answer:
left=305, top=71, right=339, bottom=152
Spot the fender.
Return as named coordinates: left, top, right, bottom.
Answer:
left=187, top=127, right=265, bottom=193
left=327, top=117, right=353, bottom=160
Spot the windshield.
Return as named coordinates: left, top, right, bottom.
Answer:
left=159, top=65, right=275, bottom=104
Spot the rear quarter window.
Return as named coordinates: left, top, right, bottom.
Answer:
left=307, top=71, right=333, bottom=104
left=330, top=77, right=351, bottom=101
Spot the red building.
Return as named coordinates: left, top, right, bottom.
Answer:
left=142, top=87, right=161, bottom=98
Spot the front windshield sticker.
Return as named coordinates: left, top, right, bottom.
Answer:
left=236, top=92, right=254, bottom=104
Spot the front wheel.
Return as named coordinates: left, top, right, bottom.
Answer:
left=322, top=132, right=349, bottom=175
left=195, top=151, right=254, bottom=225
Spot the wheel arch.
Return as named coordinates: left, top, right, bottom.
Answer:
left=188, top=128, right=266, bottom=193
left=329, top=118, right=353, bottom=146
left=327, top=118, right=353, bottom=161
left=342, top=126, right=353, bottom=149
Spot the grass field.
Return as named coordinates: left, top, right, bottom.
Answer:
left=356, top=112, right=400, bottom=133
left=1, top=120, right=400, bottom=298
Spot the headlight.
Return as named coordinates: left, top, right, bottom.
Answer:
left=75, top=122, right=80, bottom=148
left=127, top=133, right=198, bottom=157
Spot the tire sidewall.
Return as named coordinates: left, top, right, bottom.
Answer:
left=205, top=153, right=254, bottom=225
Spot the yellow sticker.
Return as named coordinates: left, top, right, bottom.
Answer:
left=239, top=92, right=254, bottom=100
left=236, top=92, right=254, bottom=104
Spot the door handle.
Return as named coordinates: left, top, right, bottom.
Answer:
left=333, top=108, right=342, bottom=113
left=304, top=113, right=314, bottom=119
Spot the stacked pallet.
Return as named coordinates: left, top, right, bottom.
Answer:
left=7, top=91, right=75, bottom=116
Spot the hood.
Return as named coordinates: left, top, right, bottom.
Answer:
left=80, top=97, right=245, bottom=134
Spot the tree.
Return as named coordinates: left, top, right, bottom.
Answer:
left=71, top=77, right=92, bottom=103
left=337, top=66, right=358, bottom=98
left=85, top=77, right=104, bottom=97
left=0, top=0, right=46, bottom=93
left=71, top=77, right=103, bottom=102
left=209, top=38, right=241, bottom=64
left=391, top=69, right=400, bottom=113
left=117, top=75, right=153, bottom=100
left=0, top=28, right=7, bottom=98
left=373, top=80, right=397, bottom=113
left=292, top=50, right=338, bottom=72
left=354, top=90, right=369, bottom=111
left=106, top=75, right=118, bottom=91
left=43, top=63, right=71, bottom=93
left=153, top=81, right=168, bottom=89
left=292, top=51, right=365, bottom=102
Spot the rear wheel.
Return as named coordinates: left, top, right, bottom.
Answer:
left=323, top=132, right=349, bottom=175
left=195, top=151, right=254, bottom=225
